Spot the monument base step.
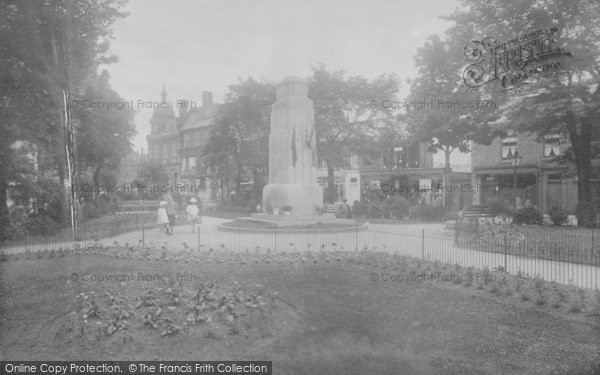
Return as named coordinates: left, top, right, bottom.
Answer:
left=239, top=213, right=354, bottom=227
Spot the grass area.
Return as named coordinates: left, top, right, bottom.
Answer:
left=455, top=224, right=600, bottom=266
left=1, top=246, right=599, bottom=374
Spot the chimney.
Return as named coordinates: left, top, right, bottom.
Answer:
left=202, top=91, right=213, bottom=116
left=179, top=100, right=188, bottom=118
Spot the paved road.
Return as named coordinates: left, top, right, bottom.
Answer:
left=2, top=217, right=598, bottom=288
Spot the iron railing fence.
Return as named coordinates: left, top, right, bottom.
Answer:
left=1, top=216, right=598, bottom=289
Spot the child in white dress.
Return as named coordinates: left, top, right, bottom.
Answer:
left=157, top=201, right=171, bottom=235
left=185, top=197, right=200, bottom=232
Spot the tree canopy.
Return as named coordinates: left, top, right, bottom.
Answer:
left=0, top=0, right=130, bottom=232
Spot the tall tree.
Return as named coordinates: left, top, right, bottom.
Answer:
left=310, top=64, right=401, bottom=203
left=441, top=0, right=600, bottom=203
left=405, top=34, right=496, bottom=172
left=73, top=70, right=136, bottom=190
left=0, top=0, right=128, bottom=226
left=403, top=34, right=497, bottom=206
left=203, top=78, right=275, bottom=202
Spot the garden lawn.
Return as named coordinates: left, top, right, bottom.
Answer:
left=0, top=247, right=599, bottom=375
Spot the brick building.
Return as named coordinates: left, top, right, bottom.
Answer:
left=471, top=131, right=600, bottom=213
left=317, top=141, right=472, bottom=210
left=146, top=86, right=221, bottom=199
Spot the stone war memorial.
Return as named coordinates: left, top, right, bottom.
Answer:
left=221, top=76, right=365, bottom=231
left=262, top=76, right=322, bottom=216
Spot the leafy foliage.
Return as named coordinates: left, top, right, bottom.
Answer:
left=390, top=196, right=410, bottom=219
left=486, top=198, right=514, bottom=218
left=410, top=204, right=445, bottom=221
left=575, top=201, right=596, bottom=228
left=513, top=206, right=543, bottom=225
left=203, top=78, right=275, bottom=203
left=548, top=205, right=568, bottom=226
left=310, top=64, right=401, bottom=202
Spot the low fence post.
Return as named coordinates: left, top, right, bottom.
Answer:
left=592, top=229, right=595, bottom=265
left=421, top=228, right=425, bottom=260
left=503, top=230, right=508, bottom=272
left=355, top=222, right=358, bottom=251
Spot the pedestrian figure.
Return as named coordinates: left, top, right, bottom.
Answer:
left=185, top=197, right=200, bottom=232
left=337, top=198, right=353, bottom=219
left=157, top=201, right=171, bottom=236
left=163, top=192, right=176, bottom=234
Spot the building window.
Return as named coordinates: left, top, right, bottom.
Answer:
left=543, top=134, right=562, bottom=157
left=189, top=157, right=196, bottom=174
left=593, top=140, right=600, bottom=159
left=162, top=144, right=167, bottom=161
left=501, top=131, right=518, bottom=159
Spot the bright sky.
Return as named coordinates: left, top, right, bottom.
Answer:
left=104, top=0, right=470, bottom=170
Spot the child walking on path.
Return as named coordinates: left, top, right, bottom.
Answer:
left=157, top=201, right=171, bottom=235
left=185, top=197, right=200, bottom=232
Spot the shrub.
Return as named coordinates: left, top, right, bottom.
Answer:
left=24, top=215, right=61, bottom=236
left=487, top=197, right=514, bottom=218
left=548, top=205, right=568, bottom=226
left=246, top=201, right=258, bottom=214
left=575, top=201, right=596, bottom=228
left=389, top=196, right=409, bottom=219
left=410, top=204, right=444, bottom=221
left=380, top=201, right=391, bottom=219
left=352, top=201, right=365, bottom=218
left=513, top=206, right=543, bottom=225
left=3, top=208, right=29, bottom=241
left=82, top=201, right=102, bottom=219
left=366, top=203, right=382, bottom=218
left=453, top=220, right=480, bottom=236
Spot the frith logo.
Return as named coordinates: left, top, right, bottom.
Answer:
left=463, top=27, right=572, bottom=90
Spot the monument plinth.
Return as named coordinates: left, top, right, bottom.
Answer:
left=261, top=76, right=322, bottom=216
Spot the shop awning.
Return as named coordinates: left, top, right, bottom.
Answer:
left=473, top=164, right=539, bottom=175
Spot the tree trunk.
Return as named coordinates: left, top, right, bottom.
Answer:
left=576, top=121, right=592, bottom=203
left=93, top=162, right=103, bottom=200
left=235, top=164, right=242, bottom=196
left=568, top=116, right=592, bottom=203
left=326, top=158, right=335, bottom=203
left=56, top=154, right=67, bottom=225
left=251, top=167, right=263, bottom=203
left=0, top=154, right=8, bottom=216
left=442, top=148, right=452, bottom=208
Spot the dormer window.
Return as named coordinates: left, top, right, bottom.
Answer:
left=501, top=130, right=518, bottom=159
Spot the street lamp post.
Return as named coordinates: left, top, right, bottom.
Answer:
left=512, top=151, right=523, bottom=209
